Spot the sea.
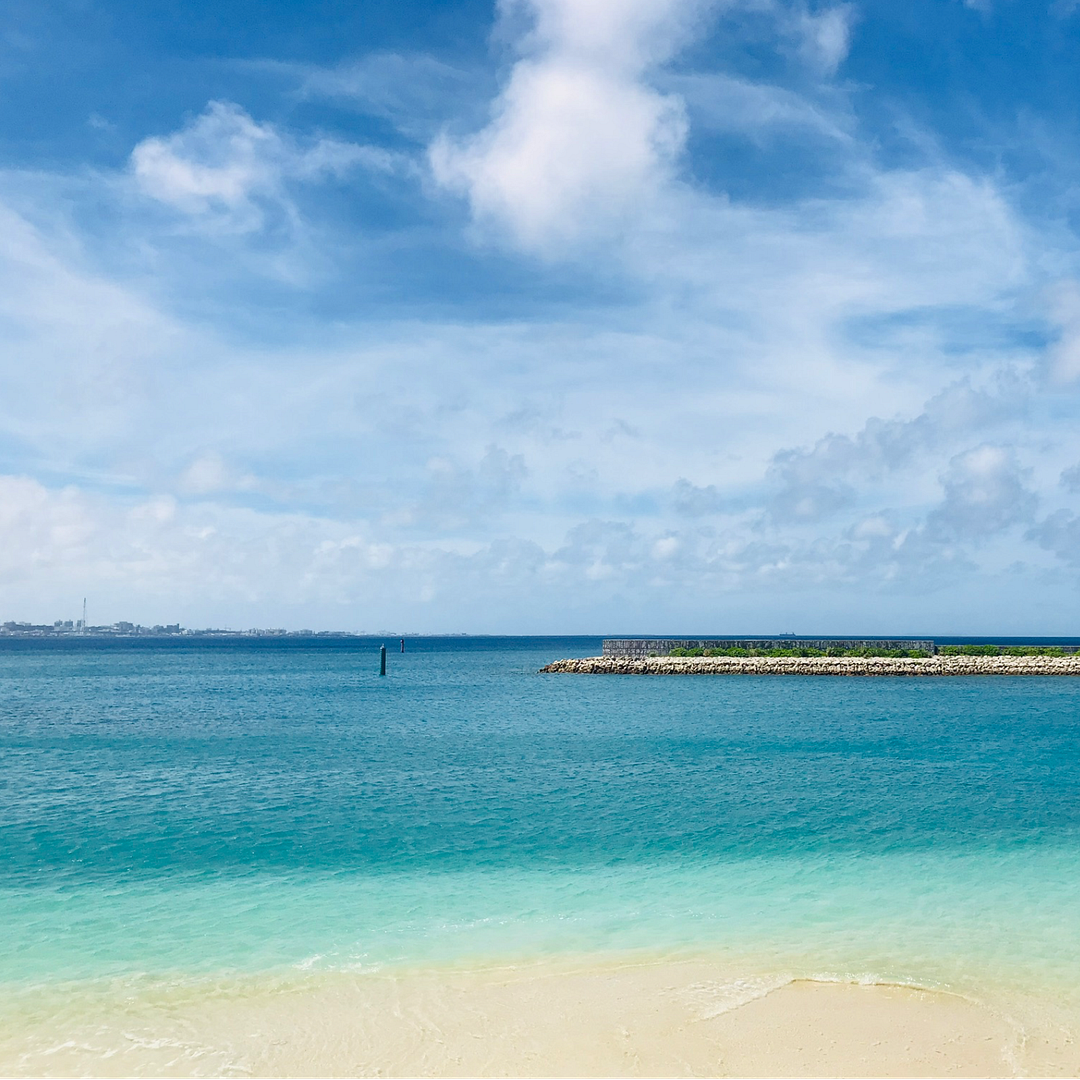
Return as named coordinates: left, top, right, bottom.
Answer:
left=2, top=635, right=1080, bottom=1073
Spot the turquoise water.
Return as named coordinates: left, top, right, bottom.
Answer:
left=3, top=636, right=1080, bottom=1001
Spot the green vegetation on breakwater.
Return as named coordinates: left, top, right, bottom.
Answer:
left=666, top=646, right=931, bottom=658
left=937, top=644, right=1068, bottom=657
left=664, top=644, right=1071, bottom=658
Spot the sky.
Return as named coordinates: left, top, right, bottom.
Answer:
left=2, top=0, right=1080, bottom=634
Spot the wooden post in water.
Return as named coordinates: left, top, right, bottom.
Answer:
left=380, top=645, right=387, bottom=676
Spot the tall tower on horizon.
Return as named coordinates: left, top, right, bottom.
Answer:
left=82, top=597, right=87, bottom=632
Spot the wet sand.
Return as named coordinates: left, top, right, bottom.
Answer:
left=4, top=956, right=1077, bottom=1077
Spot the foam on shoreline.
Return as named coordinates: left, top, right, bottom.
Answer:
left=543, top=654, right=1080, bottom=675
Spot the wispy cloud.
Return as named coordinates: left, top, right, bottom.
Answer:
left=281, top=52, right=487, bottom=140
left=667, top=70, right=853, bottom=145
left=131, top=101, right=398, bottom=234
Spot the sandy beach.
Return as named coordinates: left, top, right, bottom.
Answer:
left=3, top=955, right=1077, bottom=1077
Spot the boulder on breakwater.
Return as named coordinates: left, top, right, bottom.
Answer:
left=541, top=656, right=1080, bottom=676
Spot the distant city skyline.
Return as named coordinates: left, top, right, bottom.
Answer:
left=0, top=618, right=404, bottom=638
left=0, top=618, right=337, bottom=637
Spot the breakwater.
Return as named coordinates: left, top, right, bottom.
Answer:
left=603, top=638, right=934, bottom=657
left=542, top=655, right=1080, bottom=676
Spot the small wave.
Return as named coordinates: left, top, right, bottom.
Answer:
left=32, top=1040, right=98, bottom=1058
left=807, top=970, right=944, bottom=990
left=687, top=970, right=979, bottom=1021
left=685, top=973, right=794, bottom=1019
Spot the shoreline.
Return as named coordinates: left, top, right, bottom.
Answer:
left=0, top=954, right=1069, bottom=1077
left=543, top=654, right=1080, bottom=675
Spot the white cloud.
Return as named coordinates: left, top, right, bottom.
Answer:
left=285, top=52, right=484, bottom=139
left=764, top=379, right=1026, bottom=524
left=928, top=445, right=1038, bottom=538
left=430, top=0, right=697, bottom=253
left=671, top=479, right=727, bottom=516
left=787, top=4, right=854, bottom=75
left=131, top=101, right=393, bottom=232
left=669, top=71, right=853, bottom=144
left=1046, top=280, right=1080, bottom=382
left=0, top=478, right=97, bottom=576
left=399, top=446, right=529, bottom=529
left=1030, top=509, right=1080, bottom=568
left=0, top=201, right=181, bottom=471
left=178, top=453, right=261, bottom=497
left=1061, top=461, right=1080, bottom=493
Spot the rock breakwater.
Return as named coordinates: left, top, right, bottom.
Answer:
left=541, top=656, right=1080, bottom=676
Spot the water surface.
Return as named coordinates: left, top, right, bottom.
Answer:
left=2, top=636, right=1079, bottom=1011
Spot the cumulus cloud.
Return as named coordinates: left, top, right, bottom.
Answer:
left=927, top=445, right=1038, bottom=539
left=768, top=471, right=855, bottom=523
left=0, top=477, right=97, bottom=575
left=764, top=380, right=1024, bottom=524
left=0, top=441, right=1069, bottom=633
left=131, top=101, right=393, bottom=232
left=429, top=0, right=698, bottom=252
left=1029, top=510, right=1080, bottom=568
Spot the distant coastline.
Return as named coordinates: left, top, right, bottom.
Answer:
left=0, top=623, right=478, bottom=640
left=0, top=621, right=367, bottom=639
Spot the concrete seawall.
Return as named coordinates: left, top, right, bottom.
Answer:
left=542, top=656, right=1080, bottom=676
left=602, top=638, right=935, bottom=658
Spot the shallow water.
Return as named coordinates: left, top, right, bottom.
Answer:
left=2, top=636, right=1080, bottom=1070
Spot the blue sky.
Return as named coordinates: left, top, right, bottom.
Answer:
left=2, top=0, right=1080, bottom=633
